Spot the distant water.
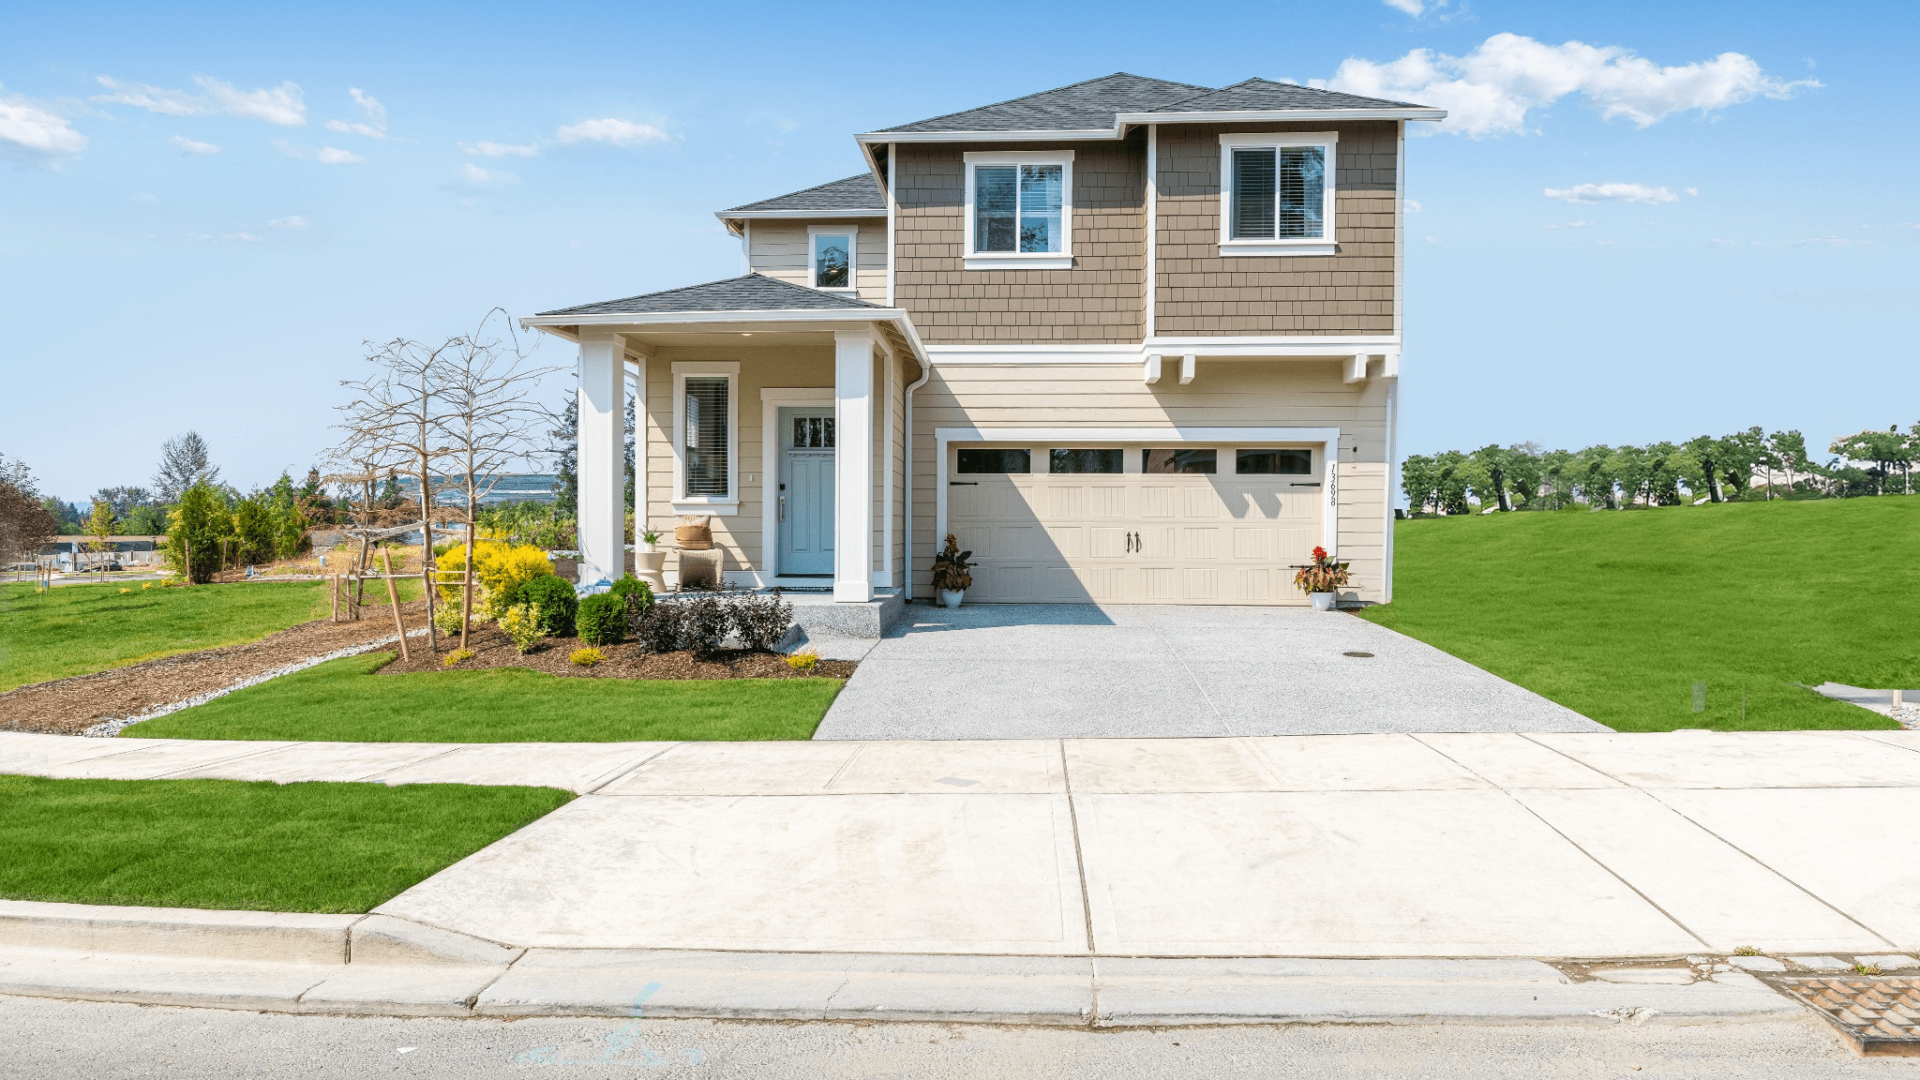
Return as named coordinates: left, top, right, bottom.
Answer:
left=396, top=473, right=559, bottom=506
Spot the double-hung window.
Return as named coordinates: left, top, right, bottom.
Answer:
left=671, top=362, right=739, bottom=510
left=963, top=150, right=1073, bottom=270
left=808, top=226, right=856, bottom=291
left=1219, top=132, right=1337, bottom=257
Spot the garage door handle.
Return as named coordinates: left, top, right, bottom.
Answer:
left=949, top=481, right=978, bottom=486
left=1291, top=482, right=1322, bottom=488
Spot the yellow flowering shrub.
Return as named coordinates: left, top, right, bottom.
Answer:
left=439, top=541, right=553, bottom=615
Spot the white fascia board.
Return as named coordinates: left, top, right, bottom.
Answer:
left=926, top=337, right=1401, bottom=364
left=517, top=308, right=929, bottom=366
left=857, top=128, right=1118, bottom=144
left=715, top=209, right=886, bottom=221
left=937, top=425, right=1341, bottom=444
left=1118, top=108, right=1446, bottom=124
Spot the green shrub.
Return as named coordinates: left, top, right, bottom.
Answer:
left=497, top=603, right=545, bottom=655
left=518, top=575, right=577, bottom=638
left=576, top=592, right=626, bottom=645
left=165, top=481, right=231, bottom=583
left=609, top=574, right=653, bottom=610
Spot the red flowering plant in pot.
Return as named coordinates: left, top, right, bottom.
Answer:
left=1294, top=546, right=1350, bottom=611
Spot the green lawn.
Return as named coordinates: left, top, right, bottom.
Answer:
left=0, top=581, right=329, bottom=692
left=1361, top=497, right=1918, bottom=732
left=125, top=651, right=844, bottom=742
left=0, top=774, right=571, bottom=912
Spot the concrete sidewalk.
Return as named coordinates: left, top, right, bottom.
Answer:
left=814, top=605, right=1604, bottom=739
left=5, top=729, right=1920, bottom=1026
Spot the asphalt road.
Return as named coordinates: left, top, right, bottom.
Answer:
left=3, top=995, right=1913, bottom=1079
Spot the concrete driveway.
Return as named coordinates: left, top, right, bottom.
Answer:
left=814, top=604, right=1603, bottom=740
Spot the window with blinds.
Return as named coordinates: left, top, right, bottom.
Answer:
left=683, top=377, right=729, bottom=497
left=1230, top=145, right=1326, bottom=240
left=973, top=163, right=1064, bottom=253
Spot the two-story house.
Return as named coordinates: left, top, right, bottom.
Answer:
left=521, top=73, right=1443, bottom=614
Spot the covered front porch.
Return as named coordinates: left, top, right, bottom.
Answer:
left=521, top=274, right=927, bottom=607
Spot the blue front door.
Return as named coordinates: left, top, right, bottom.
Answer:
left=778, top=408, right=835, bottom=576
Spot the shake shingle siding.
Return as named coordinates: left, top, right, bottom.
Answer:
left=1155, top=121, right=1398, bottom=336
left=893, top=138, right=1148, bottom=344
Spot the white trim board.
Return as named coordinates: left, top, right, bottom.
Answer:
left=926, top=339, right=1400, bottom=366
left=853, top=107, right=1448, bottom=145
left=759, top=387, right=836, bottom=582
left=933, top=425, right=1341, bottom=558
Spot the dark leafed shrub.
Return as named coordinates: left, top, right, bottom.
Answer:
left=730, top=593, right=794, bottom=652
left=575, top=592, right=626, bottom=646
left=678, top=594, right=731, bottom=658
left=632, top=600, right=685, bottom=654
left=519, top=575, right=578, bottom=638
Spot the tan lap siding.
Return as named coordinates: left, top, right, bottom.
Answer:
left=1155, top=121, right=1398, bottom=336
left=746, top=218, right=888, bottom=304
left=642, top=344, right=835, bottom=579
left=893, top=136, right=1147, bottom=344
left=909, top=362, right=1391, bottom=602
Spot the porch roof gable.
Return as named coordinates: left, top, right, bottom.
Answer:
left=535, top=273, right=882, bottom=318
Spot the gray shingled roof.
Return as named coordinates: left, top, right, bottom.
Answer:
left=537, top=274, right=881, bottom=317
left=1141, top=77, right=1426, bottom=115
left=721, top=173, right=883, bottom=216
left=874, top=72, right=1212, bottom=133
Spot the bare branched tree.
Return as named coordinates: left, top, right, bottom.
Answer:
left=329, top=311, right=553, bottom=651
left=152, top=431, right=219, bottom=503
left=431, top=308, right=557, bottom=644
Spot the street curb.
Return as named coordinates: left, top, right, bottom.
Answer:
left=0, top=899, right=1807, bottom=1025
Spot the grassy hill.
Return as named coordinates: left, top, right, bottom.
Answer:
left=1360, top=497, right=1919, bottom=732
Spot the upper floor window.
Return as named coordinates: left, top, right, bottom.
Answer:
left=963, top=150, right=1073, bottom=270
left=1219, top=132, right=1337, bottom=257
left=808, top=227, right=856, bottom=290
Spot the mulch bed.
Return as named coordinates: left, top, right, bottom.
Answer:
left=0, top=603, right=434, bottom=736
left=378, top=623, right=857, bottom=681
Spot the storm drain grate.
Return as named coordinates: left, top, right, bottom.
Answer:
left=1774, top=977, right=1920, bottom=1056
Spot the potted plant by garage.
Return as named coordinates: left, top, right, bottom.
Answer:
left=1294, top=546, right=1350, bottom=612
left=931, top=533, right=974, bottom=609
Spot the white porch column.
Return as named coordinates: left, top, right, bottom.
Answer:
left=626, top=356, right=645, bottom=542
left=577, top=334, right=626, bottom=586
left=833, top=329, right=874, bottom=603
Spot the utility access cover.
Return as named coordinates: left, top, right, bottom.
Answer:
left=1773, top=977, right=1920, bottom=1056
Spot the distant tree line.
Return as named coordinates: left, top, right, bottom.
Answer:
left=1402, top=423, right=1920, bottom=515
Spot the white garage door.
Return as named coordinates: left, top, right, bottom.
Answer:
left=945, top=445, right=1325, bottom=605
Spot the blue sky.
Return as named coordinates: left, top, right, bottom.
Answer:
left=3, top=0, right=1914, bottom=501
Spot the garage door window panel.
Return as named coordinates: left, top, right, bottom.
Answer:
left=1236, top=448, right=1313, bottom=475
left=1143, top=448, right=1217, bottom=474
left=1049, top=448, right=1123, bottom=474
left=957, top=448, right=1031, bottom=474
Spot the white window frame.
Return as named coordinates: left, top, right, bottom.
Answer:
left=962, top=149, right=1074, bottom=271
left=670, top=360, right=740, bottom=514
left=806, top=225, right=858, bottom=292
left=1218, top=131, right=1338, bottom=258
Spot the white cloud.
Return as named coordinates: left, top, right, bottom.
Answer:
left=198, top=231, right=261, bottom=243
left=317, top=146, right=364, bottom=165
left=1384, top=0, right=1425, bottom=13
left=0, top=92, right=87, bottom=162
left=272, top=139, right=304, bottom=159
left=1544, top=182, right=1679, bottom=205
left=170, top=134, right=219, bottom=155
left=325, top=87, right=386, bottom=138
left=464, top=140, right=540, bottom=157
left=93, top=75, right=305, bottom=126
left=1788, top=236, right=1867, bottom=247
left=463, top=117, right=669, bottom=159
left=1403, top=198, right=1424, bottom=213
left=1542, top=220, right=1594, bottom=229
left=1321, top=33, right=1819, bottom=137
left=269, top=215, right=309, bottom=229
left=463, top=163, right=492, bottom=183
left=554, top=118, right=669, bottom=145
left=1684, top=187, right=1699, bottom=196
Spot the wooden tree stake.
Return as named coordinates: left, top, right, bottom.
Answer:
left=380, top=547, right=410, bottom=662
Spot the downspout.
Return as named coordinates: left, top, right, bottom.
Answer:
left=902, top=353, right=931, bottom=602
